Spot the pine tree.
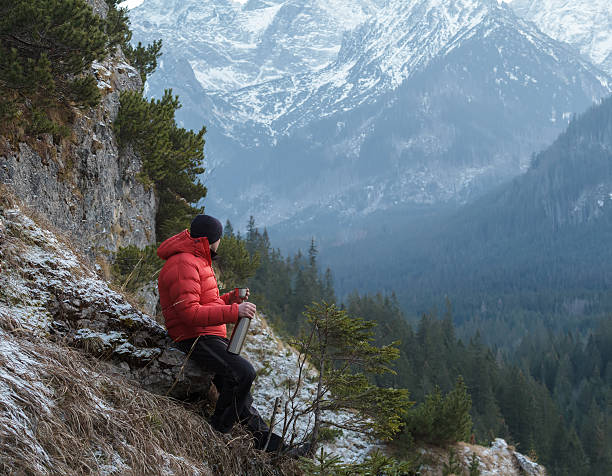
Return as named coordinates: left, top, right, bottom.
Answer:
left=104, top=0, right=132, bottom=50
left=114, top=89, right=207, bottom=240
left=308, top=238, right=318, bottom=268
left=124, top=40, right=162, bottom=84
left=298, top=448, right=343, bottom=476
left=441, top=376, right=473, bottom=443
left=216, top=235, right=260, bottom=290
left=403, top=376, right=472, bottom=446
left=442, top=448, right=463, bottom=476
left=0, top=0, right=113, bottom=135
left=224, top=219, right=234, bottom=237
left=246, top=215, right=257, bottom=251
left=468, top=453, right=481, bottom=476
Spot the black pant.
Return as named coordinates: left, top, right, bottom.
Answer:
left=176, top=336, right=271, bottom=438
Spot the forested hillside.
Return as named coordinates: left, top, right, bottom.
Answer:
left=301, top=98, right=612, bottom=474
left=321, top=95, right=612, bottom=346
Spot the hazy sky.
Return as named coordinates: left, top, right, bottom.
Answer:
left=118, top=0, right=250, bottom=8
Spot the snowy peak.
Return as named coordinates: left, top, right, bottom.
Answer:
left=187, top=0, right=608, bottom=140
left=130, top=0, right=376, bottom=93
left=511, top=0, right=612, bottom=74
left=351, top=0, right=491, bottom=77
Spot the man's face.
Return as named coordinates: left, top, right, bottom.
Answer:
left=210, top=239, right=220, bottom=252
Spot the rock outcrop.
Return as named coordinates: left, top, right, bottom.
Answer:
left=0, top=196, right=208, bottom=400
left=419, top=438, right=546, bottom=476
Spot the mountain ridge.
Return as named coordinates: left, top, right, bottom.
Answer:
left=132, top=0, right=610, bottom=144
left=129, top=0, right=611, bottom=231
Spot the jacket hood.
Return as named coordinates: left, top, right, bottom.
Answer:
left=157, top=229, right=212, bottom=263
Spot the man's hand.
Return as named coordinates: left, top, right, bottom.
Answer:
left=238, top=302, right=256, bottom=319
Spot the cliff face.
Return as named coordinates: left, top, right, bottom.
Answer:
left=0, top=0, right=156, bottom=258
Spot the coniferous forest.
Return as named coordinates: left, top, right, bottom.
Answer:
left=230, top=217, right=612, bottom=476
left=322, top=98, right=612, bottom=350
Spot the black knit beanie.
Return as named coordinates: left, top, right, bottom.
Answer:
left=190, top=214, right=223, bottom=244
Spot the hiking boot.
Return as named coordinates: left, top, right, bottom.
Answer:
left=282, top=441, right=313, bottom=459
left=253, top=431, right=284, bottom=452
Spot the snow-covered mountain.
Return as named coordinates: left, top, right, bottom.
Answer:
left=511, top=0, right=612, bottom=75
left=130, top=0, right=377, bottom=95
left=128, top=0, right=611, bottom=236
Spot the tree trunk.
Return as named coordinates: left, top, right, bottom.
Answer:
left=310, top=358, right=324, bottom=456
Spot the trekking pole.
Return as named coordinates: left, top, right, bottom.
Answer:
left=262, top=397, right=281, bottom=452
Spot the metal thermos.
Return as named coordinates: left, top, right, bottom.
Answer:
left=227, top=316, right=251, bottom=355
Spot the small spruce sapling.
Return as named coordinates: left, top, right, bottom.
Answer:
left=299, top=448, right=420, bottom=476
left=442, top=447, right=463, bottom=476
left=468, top=453, right=481, bottom=476
left=403, top=376, right=473, bottom=446
left=281, top=301, right=411, bottom=455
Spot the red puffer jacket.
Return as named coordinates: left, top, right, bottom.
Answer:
left=157, top=230, right=239, bottom=341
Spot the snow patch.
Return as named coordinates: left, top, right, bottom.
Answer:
left=243, top=312, right=381, bottom=462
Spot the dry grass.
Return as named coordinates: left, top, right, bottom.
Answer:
left=0, top=183, right=16, bottom=209
left=0, top=91, right=77, bottom=159
left=106, top=279, right=164, bottom=323
left=0, top=326, right=302, bottom=476
left=0, top=136, right=14, bottom=158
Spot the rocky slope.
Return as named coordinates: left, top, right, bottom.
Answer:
left=0, top=0, right=156, bottom=258
left=0, top=190, right=209, bottom=400
left=0, top=192, right=374, bottom=461
left=419, top=438, right=545, bottom=476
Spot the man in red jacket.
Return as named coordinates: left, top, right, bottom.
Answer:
left=157, top=214, right=282, bottom=451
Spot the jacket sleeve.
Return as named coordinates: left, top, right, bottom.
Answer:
left=220, top=291, right=235, bottom=305
left=167, top=262, right=239, bottom=327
